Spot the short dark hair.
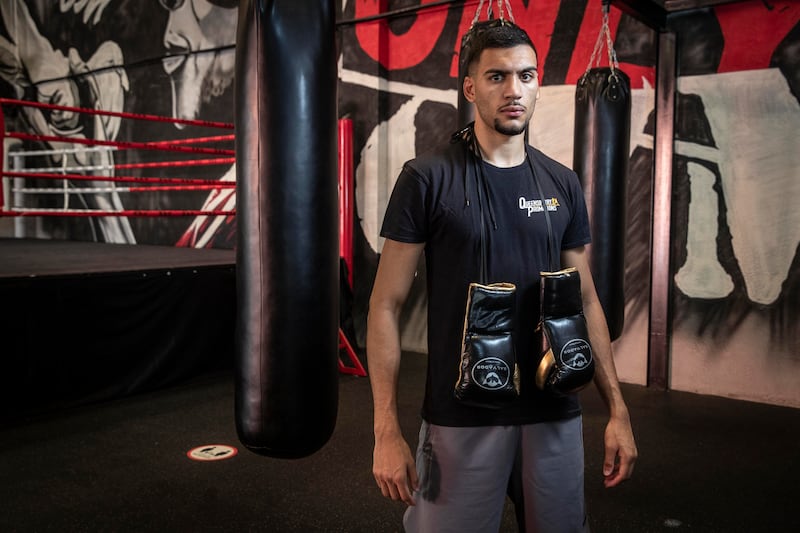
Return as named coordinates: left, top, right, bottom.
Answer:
left=459, top=20, right=538, bottom=77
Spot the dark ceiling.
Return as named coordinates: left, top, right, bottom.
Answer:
left=611, top=0, right=745, bottom=29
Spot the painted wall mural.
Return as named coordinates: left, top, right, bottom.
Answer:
left=0, top=0, right=133, bottom=243
left=337, top=0, right=800, bottom=407
left=338, top=1, right=658, bottom=381
left=667, top=3, right=800, bottom=406
left=0, top=0, right=797, bottom=406
left=0, top=0, right=237, bottom=247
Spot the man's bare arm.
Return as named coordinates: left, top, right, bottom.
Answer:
left=562, top=246, right=638, bottom=487
left=367, top=239, right=425, bottom=505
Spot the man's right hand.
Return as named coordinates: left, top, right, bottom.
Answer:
left=366, top=239, right=425, bottom=507
left=372, top=432, right=418, bottom=506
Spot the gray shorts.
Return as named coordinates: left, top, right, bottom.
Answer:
left=403, top=417, right=588, bottom=533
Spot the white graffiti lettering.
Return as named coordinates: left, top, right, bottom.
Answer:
left=519, top=196, right=543, bottom=216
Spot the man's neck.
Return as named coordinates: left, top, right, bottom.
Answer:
left=473, top=121, right=527, bottom=168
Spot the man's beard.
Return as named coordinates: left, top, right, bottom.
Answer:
left=493, top=117, right=529, bottom=136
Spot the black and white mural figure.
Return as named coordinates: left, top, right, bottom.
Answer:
left=0, top=0, right=132, bottom=243
left=672, top=9, right=800, bottom=310
left=159, top=0, right=237, bottom=124
left=667, top=6, right=800, bottom=404
left=159, top=0, right=238, bottom=249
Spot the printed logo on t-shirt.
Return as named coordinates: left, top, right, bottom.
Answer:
left=518, top=196, right=560, bottom=216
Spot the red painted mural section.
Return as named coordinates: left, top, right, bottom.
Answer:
left=715, top=0, right=800, bottom=73
left=449, top=0, right=563, bottom=81
left=354, top=0, right=656, bottom=87
left=353, top=0, right=800, bottom=87
left=354, top=0, right=450, bottom=70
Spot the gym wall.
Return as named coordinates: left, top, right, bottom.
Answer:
left=0, top=0, right=797, bottom=408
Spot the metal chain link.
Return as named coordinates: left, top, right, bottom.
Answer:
left=470, top=0, right=517, bottom=29
left=586, top=3, right=620, bottom=74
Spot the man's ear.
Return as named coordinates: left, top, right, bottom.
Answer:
left=463, top=76, right=476, bottom=103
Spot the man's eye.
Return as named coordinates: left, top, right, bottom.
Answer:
left=521, top=72, right=537, bottom=81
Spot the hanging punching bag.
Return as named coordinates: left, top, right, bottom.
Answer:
left=234, top=0, right=339, bottom=458
left=573, top=67, right=630, bottom=341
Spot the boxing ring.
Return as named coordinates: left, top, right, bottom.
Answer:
left=0, top=97, right=364, bottom=423
left=0, top=97, right=236, bottom=240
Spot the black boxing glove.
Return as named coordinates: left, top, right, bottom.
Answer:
left=454, top=282, right=520, bottom=408
left=535, top=268, right=595, bottom=395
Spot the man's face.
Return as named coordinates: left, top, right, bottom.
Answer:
left=160, top=0, right=237, bottom=123
left=463, top=44, right=540, bottom=137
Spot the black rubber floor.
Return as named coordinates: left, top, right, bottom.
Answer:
left=2, top=352, right=798, bottom=532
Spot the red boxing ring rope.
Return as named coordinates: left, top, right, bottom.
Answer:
left=2, top=171, right=237, bottom=187
left=0, top=97, right=234, bottom=130
left=9, top=208, right=235, bottom=217
left=115, top=158, right=235, bottom=170
left=0, top=98, right=235, bottom=218
left=6, top=131, right=234, bottom=157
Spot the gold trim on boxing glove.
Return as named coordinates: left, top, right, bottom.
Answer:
left=472, top=282, right=516, bottom=291
left=540, top=266, right=578, bottom=277
left=535, top=348, right=556, bottom=390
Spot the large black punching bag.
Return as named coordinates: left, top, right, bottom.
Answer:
left=234, top=0, right=339, bottom=458
left=573, top=67, right=630, bottom=341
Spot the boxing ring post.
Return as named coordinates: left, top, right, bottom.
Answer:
left=339, top=118, right=354, bottom=289
left=337, top=117, right=367, bottom=377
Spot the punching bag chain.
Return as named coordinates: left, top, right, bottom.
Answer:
left=586, top=1, right=619, bottom=75
left=470, top=0, right=515, bottom=28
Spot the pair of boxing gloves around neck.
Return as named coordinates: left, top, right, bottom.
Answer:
left=454, top=267, right=595, bottom=409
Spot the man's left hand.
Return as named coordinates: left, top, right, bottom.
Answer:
left=602, top=415, right=637, bottom=488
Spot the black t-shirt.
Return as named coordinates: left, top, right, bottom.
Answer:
left=381, top=138, right=592, bottom=426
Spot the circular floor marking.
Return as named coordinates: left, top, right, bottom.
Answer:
left=187, top=444, right=238, bottom=461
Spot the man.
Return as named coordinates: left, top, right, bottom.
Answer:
left=367, top=20, right=637, bottom=532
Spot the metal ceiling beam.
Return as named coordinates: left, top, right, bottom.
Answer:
left=611, top=0, right=745, bottom=30
left=610, top=0, right=668, bottom=30
left=663, top=0, right=741, bottom=12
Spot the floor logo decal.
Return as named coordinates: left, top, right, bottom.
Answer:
left=187, top=444, right=238, bottom=462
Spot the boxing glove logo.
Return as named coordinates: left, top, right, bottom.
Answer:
left=471, top=357, right=512, bottom=390
left=559, top=338, right=593, bottom=370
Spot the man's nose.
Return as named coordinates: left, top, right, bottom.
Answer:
left=504, top=77, right=522, bottom=99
